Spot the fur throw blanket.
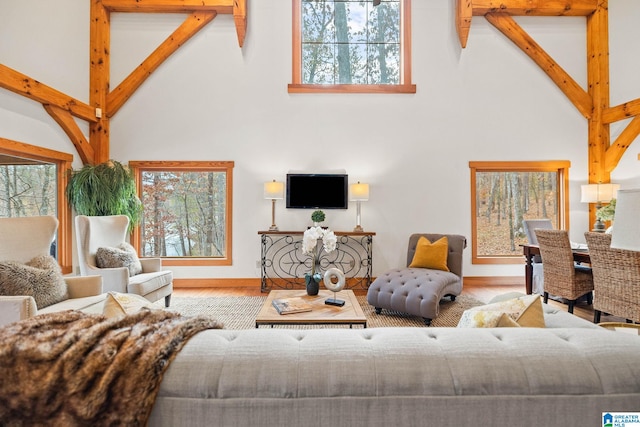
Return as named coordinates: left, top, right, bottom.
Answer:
left=0, top=309, right=222, bottom=426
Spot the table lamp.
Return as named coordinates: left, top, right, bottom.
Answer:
left=350, top=181, right=369, bottom=232
left=580, top=182, right=619, bottom=232
left=264, top=180, right=284, bottom=231
left=610, top=188, right=640, bottom=251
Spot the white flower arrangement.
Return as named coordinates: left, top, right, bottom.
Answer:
left=302, top=226, right=337, bottom=278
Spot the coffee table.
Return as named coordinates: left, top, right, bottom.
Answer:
left=255, top=289, right=367, bottom=328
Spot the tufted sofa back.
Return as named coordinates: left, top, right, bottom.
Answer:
left=406, top=233, right=467, bottom=278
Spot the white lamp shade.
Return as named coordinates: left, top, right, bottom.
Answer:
left=264, top=181, right=284, bottom=199
left=610, top=188, right=640, bottom=251
left=350, top=182, right=369, bottom=201
left=580, top=183, right=619, bottom=203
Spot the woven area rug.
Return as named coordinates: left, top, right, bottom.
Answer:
left=158, top=294, right=484, bottom=329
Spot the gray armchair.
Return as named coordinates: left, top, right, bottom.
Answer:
left=75, top=215, right=173, bottom=307
left=367, top=233, right=467, bottom=326
left=0, top=216, right=103, bottom=326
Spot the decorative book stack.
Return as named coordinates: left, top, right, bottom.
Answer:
left=272, top=298, right=312, bottom=315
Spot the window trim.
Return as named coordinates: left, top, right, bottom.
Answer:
left=469, top=160, right=571, bottom=265
left=129, top=160, right=234, bottom=267
left=288, top=0, right=416, bottom=94
left=0, top=137, right=73, bottom=273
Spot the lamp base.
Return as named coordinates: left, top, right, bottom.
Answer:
left=325, top=298, right=345, bottom=307
left=269, top=225, right=279, bottom=231
left=592, top=219, right=606, bottom=233
left=353, top=225, right=364, bottom=232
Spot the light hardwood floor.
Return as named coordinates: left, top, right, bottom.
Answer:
left=173, top=283, right=628, bottom=325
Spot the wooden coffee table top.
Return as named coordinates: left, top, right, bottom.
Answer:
left=255, top=289, right=367, bottom=328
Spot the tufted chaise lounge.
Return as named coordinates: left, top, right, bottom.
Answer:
left=367, top=233, right=467, bottom=325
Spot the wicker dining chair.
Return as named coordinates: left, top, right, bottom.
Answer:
left=534, top=229, right=594, bottom=314
left=585, top=232, right=640, bottom=324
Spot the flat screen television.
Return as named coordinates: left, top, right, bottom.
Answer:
left=286, top=173, right=348, bottom=209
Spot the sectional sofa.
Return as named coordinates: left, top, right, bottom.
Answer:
left=149, top=304, right=640, bottom=426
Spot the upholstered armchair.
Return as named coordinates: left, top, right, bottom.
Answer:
left=75, top=215, right=173, bottom=307
left=0, top=216, right=104, bottom=326
left=534, top=229, right=594, bottom=314
left=584, top=232, right=640, bottom=323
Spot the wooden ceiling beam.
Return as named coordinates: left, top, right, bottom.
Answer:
left=101, top=0, right=234, bottom=13
left=456, top=0, right=473, bottom=48
left=107, top=11, right=218, bottom=118
left=586, top=2, right=610, bottom=184
left=470, top=0, right=598, bottom=16
left=605, top=115, right=640, bottom=173
left=234, top=0, right=247, bottom=47
left=485, top=12, right=593, bottom=119
left=101, top=0, right=245, bottom=46
left=456, top=0, right=598, bottom=48
left=43, top=104, right=94, bottom=165
left=0, top=64, right=97, bottom=123
left=89, top=1, right=111, bottom=165
left=603, top=98, right=640, bottom=124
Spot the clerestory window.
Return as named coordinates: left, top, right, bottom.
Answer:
left=289, top=0, right=415, bottom=93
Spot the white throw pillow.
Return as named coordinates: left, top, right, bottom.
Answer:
left=457, top=294, right=545, bottom=328
left=103, top=291, right=153, bottom=318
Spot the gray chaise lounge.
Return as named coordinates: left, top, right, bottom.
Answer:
left=367, top=233, right=467, bottom=325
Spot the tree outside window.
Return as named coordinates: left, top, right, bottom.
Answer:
left=289, top=0, right=415, bottom=93
left=469, top=161, right=570, bottom=264
left=129, top=161, right=233, bottom=266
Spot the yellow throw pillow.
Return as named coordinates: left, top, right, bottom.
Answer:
left=457, top=294, right=545, bottom=328
left=103, top=291, right=153, bottom=318
left=408, top=236, right=450, bottom=271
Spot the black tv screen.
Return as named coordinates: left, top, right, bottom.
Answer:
left=286, top=174, right=348, bottom=209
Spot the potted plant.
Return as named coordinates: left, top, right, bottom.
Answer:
left=311, top=209, right=325, bottom=226
left=66, top=160, right=142, bottom=231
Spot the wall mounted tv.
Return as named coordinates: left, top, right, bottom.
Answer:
left=286, top=174, right=348, bottom=209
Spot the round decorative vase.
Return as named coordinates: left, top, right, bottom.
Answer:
left=304, top=273, right=320, bottom=296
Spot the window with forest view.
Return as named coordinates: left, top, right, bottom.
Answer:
left=289, top=0, right=415, bottom=93
left=0, top=160, right=56, bottom=218
left=469, top=161, right=570, bottom=264
left=129, top=161, right=234, bottom=266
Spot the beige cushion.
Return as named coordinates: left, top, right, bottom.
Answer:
left=103, top=291, right=153, bottom=318
left=0, top=255, right=68, bottom=309
left=408, top=236, right=449, bottom=271
left=96, top=243, right=142, bottom=277
left=457, top=310, right=521, bottom=328
left=458, top=294, right=545, bottom=328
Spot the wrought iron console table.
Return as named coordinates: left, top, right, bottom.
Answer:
left=258, top=230, right=375, bottom=292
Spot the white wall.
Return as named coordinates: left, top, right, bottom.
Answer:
left=1, top=0, right=638, bottom=281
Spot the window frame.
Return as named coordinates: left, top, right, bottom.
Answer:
left=129, top=160, right=234, bottom=267
left=0, top=137, right=73, bottom=273
left=288, top=0, right=416, bottom=94
left=469, top=160, right=571, bottom=265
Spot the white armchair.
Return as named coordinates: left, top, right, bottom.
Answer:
left=0, top=216, right=104, bottom=326
left=75, top=215, right=173, bottom=307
